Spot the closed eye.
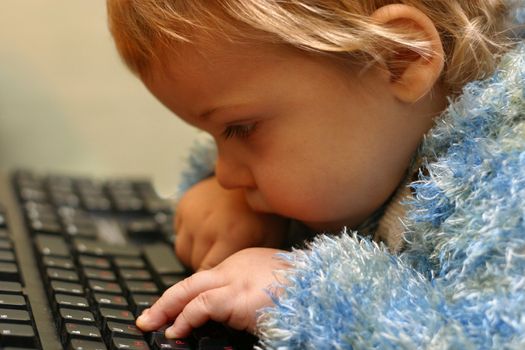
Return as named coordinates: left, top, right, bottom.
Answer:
left=222, top=122, right=258, bottom=140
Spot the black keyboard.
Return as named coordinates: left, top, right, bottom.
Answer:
left=0, top=170, right=257, bottom=349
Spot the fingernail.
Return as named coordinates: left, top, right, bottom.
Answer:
left=137, top=312, right=151, bottom=325
left=165, top=326, right=179, bottom=339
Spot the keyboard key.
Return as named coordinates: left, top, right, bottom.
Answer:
left=114, top=257, right=145, bottom=269
left=24, top=201, right=54, bottom=217
left=0, top=249, right=15, bottom=262
left=111, top=337, right=150, bottom=350
left=129, top=294, right=159, bottom=316
left=68, top=338, right=108, bottom=350
left=104, top=321, right=143, bottom=339
left=0, top=281, right=23, bottom=294
left=143, top=244, right=186, bottom=275
left=63, top=323, right=102, bottom=342
left=43, top=256, right=76, bottom=270
left=113, top=196, right=144, bottom=213
left=35, top=234, right=70, bottom=257
left=125, top=218, right=162, bottom=240
left=120, top=269, right=151, bottom=281
left=47, top=267, right=80, bottom=282
left=0, top=293, right=26, bottom=309
left=55, top=294, right=90, bottom=310
left=60, top=308, right=96, bottom=325
left=0, top=228, right=8, bottom=238
left=47, top=175, right=75, bottom=191
left=65, top=223, right=98, bottom=239
left=92, top=293, right=128, bottom=309
left=73, top=240, right=105, bottom=257
left=79, top=256, right=111, bottom=269
left=51, top=281, right=85, bottom=296
left=52, top=192, right=81, bottom=208
left=58, top=207, right=90, bottom=221
left=30, top=218, right=62, bottom=234
left=124, top=281, right=159, bottom=294
left=27, top=206, right=58, bottom=220
left=20, top=187, right=47, bottom=202
left=0, top=308, right=31, bottom=323
left=107, top=180, right=135, bottom=193
left=0, top=262, right=19, bottom=281
left=83, top=268, right=117, bottom=282
left=76, top=178, right=105, bottom=193
left=0, top=238, right=13, bottom=250
left=99, top=308, right=135, bottom=325
left=150, top=334, right=192, bottom=350
left=88, top=280, right=123, bottom=295
left=0, top=323, right=37, bottom=348
left=81, top=195, right=112, bottom=212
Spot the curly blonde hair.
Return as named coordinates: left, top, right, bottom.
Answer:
left=107, top=0, right=517, bottom=95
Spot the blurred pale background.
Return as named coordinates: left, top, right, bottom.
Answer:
left=0, top=0, right=200, bottom=197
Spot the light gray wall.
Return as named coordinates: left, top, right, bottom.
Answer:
left=0, top=0, right=200, bottom=196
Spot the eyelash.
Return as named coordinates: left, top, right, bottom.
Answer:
left=222, top=122, right=258, bottom=140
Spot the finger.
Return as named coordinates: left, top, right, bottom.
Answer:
left=198, top=242, right=237, bottom=271
left=165, top=286, right=233, bottom=339
left=135, top=270, right=222, bottom=331
left=190, top=236, right=213, bottom=270
left=174, top=227, right=193, bottom=268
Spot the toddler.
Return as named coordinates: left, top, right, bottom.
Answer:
left=107, top=1, right=524, bottom=348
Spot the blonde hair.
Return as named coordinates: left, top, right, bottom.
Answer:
left=107, top=0, right=516, bottom=95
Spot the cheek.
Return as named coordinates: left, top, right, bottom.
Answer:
left=249, top=130, right=346, bottom=219
left=252, top=146, right=402, bottom=225
left=253, top=159, right=354, bottom=221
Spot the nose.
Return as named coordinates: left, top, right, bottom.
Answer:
left=215, top=152, right=255, bottom=190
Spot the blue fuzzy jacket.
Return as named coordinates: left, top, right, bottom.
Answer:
left=176, top=41, right=525, bottom=349
left=255, top=42, right=525, bottom=349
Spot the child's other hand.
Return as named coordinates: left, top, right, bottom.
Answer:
left=136, top=247, right=289, bottom=338
left=175, top=176, right=288, bottom=270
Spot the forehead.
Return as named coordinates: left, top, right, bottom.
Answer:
left=144, top=36, right=315, bottom=115
left=143, top=32, right=366, bottom=122
left=153, top=35, right=295, bottom=83
left=146, top=41, right=260, bottom=111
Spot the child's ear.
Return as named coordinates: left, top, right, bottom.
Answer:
left=370, top=4, right=445, bottom=103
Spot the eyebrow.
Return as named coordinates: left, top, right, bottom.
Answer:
left=199, top=108, right=219, bottom=120
left=198, top=104, right=253, bottom=120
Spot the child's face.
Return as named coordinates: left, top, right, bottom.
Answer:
left=144, top=37, right=436, bottom=230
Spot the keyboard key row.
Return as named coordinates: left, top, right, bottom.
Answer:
left=15, top=170, right=172, bottom=215
left=0, top=213, right=41, bottom=349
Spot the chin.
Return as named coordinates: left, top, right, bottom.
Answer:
left=244, top=191, right=271, bottom=213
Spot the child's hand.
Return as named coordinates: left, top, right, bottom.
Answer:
left=136, top=247, right=289, bottom=338
left=175, top=176, right=288, bottom=270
